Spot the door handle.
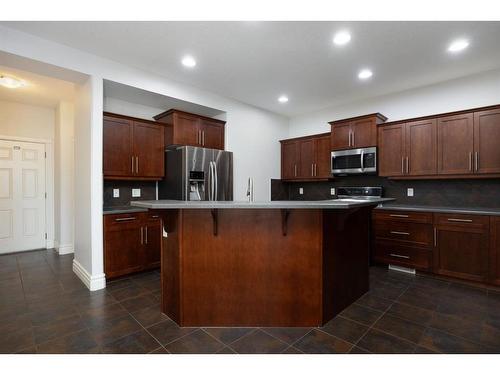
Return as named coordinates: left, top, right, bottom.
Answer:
left=135, top=156, right=139, bottom=174
left=294, top=164, right=297, bottom=177
left=475, top=152, right=479, bottom=172
left=140, top=227, right=144, bottom=245
left=447, top=218, right=473, bottom=223
left=469, top=152, right=472, bottom=172
left=390, top=214, right=409, bottom=218
left=352, top=131, right=355, bottom=147
left=202, top=131, right=205, bottom=146
left=131, top=156, right=134, bottom=174
left=348, top=132, right=351, bottom=147
left=360, top=150, right=364, bottom=171
left=401, top=157, right=405, bottom=175
left=145, top=227, right=148, bottom=244
left=311, top=163, right=314, bottom=177
left=406, top=157, right=409, bottom=174
left=115, top=217, right=137, bottom=222
left=434, top=227, right=437, bottom=247
left=390, top=231, right=410, bottom=236
left=389, top=253, right=410, bottom=259
left=314, top=163, right=317, bottom=176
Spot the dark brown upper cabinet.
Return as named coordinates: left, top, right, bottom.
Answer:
left=437, top=113, right=474, bottom=175
left=474, top=108, right=500, bottom=174
left=103, top=113, right=165, bottom=180
left=330, top=113, right=387, bottom=151
left=378, top=124, right=406, bottom=177
left=280, top=133, right=332, bottom=181
left=154, top=109, right=225, bottom=150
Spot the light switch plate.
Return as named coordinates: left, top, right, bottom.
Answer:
left=407, top=188, right=414, bottom=197
left=132, top=188, right=141, bottom=198
left=299, top=187, right=304, bottom=195
left=330, top=188, right=336, bottom=196
left=113, top=189, right=120, bottom=198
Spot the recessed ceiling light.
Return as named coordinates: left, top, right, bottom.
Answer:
left=278, top=95, right=289, bottom=103
left=333, top=31, right=351, bottom=46
left=448, top=39, right=469, bottom=53
left=358, top=69, right=373, bottom=80
left=181, top=55, right=197, bottom=68
left=0, top=75, right=27, bottom=89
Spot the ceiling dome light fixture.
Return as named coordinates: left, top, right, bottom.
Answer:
left=0, top=75, right=27, bottom=89
left=333, top=31, right=351, bottom=46
left=278, top=95, right=289, bottom=103
left=448, top=39, right=469, bottom=53
left=181, top=55, right=197, bottom=68
left=358, top=69, right=373, bottom=80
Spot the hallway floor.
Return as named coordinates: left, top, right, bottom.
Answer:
left=1, top=249, right=500, bottom=354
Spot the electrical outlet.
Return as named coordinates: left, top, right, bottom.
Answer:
left=113, top=189, right=120, bottom=198
left=330, top=188, right=336, bottom=196
left=299, top=187, right=304, bottom=195
left=132, top=188, right=141, bottom=198
left=407, top=188, right=414, bottom=197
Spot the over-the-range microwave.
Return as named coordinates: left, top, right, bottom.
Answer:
left=331, top=146, right=377, bottom=175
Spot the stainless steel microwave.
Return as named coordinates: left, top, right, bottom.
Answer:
left=331, top=147, right=377, bottom=175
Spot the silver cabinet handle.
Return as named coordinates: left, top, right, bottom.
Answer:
left=390, top=253, right=410, bottom=259
left=434, top=227, right=437, bottom=246
left=390, top=231, right=410, bottom=236
left=145, top=227, right=148, bottom=244
left=352, top=131, right=355, bottom=147
left=131, top=156, right=134, bottom=174
left=469, top=152, right=472, bottom=172
left=390, top=214, right=409, bottom=218
left=447, top=218, right=473, bottom=223
left=314, top=163, right=317, bottom=176
left=311, top=163, right=314, bottom=177
left=140, top=227, right=144, bottom=245
left=202, top=130, right=205, bottom=146
left=135, top=156, right=139, bottom=174
left=406, top=157, right=409, bottom=174
left=401, top=157, right=405, bottom=174
left=360, top=150, right=364, bottom=171
left=348, top=132, right=352, bottom=147
left=151, top=215, right=159, bottom=218
left=475, top=152, right=479, bottom=172
left=294, top=164, right=297, bottom=177
left=115, top=217, right=137, bottom=222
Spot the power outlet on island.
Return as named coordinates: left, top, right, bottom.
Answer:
left=407, top=188, right=414, bottom=197
left=299, top=187, right=304, bottom=195
left=132, top=188, right=141, bottom=198
left=330, top=188, right=336, bottom=196
left=113, top=189, right=120, bottom=198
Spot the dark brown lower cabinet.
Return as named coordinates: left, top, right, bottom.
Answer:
left=490, top=216, right=500, bottom=286
left=104, top=212, right=161, bottom=279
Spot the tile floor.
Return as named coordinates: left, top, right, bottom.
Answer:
left=1, top=249, right=500, bottom=354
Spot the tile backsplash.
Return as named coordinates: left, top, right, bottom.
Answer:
left=103, top=180, right=157, bottom=207
left=271, top=176, right=500, bottom=208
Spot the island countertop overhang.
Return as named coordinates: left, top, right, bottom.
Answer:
left=131, top=198, right=394, bottom=210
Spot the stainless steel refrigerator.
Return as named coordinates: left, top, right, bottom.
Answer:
left=158, top=146, right=233, bottom=201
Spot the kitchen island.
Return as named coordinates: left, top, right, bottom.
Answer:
left=132, top=199, right=392, bottom=327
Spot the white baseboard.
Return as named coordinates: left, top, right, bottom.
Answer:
left=46, top=239, right=55, bottom=249
left=56, top=243, right=74, bottom=255
left=72, top=259, right=106, bottom=291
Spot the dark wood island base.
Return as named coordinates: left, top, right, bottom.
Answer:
left=155, top=206, right=373, bottom=327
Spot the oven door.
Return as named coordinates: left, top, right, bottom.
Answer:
left=331, top=147, right=377, bottom=175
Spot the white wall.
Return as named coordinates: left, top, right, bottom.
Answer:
left=54, top=101, right=74, bottom=255
left=0, top=99, right=55, bottom=140
left=104, top=97, right=164, bottom=121
left=289, top=68, right=500, bottom=137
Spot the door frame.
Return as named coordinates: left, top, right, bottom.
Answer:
left=0, top=135, right=54, bottom=250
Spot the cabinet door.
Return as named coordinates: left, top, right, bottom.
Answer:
left=434, top=215, right=489, bottom=283
left=378, top=124, right=406, bottom=177
left=299, top=139, right=315, bottom=178
left=103, top=116, right=133, bottom=177
left=144, top=216, right=162, bottom=269
left=200, top=120, right=224, bottom=150
left=281, top=141, right=299, bottom=179
left=173, top=112, right=200, bottom=147
left=437, top=113, right=474, bottom=175
left=331, top=123, right=352, bottom=151
left=133, top=121, right=165, bottom=178
left=474, top=109, right=500, bottom=174
left=490, top=217, right=500, bottom=286
left=314, top=135, right=332, bottom=178
left=104, top=215, right=144, bottom=278
left=406, top=119, right=437, bottom=176
left=351, top=118, right=376, bottom=148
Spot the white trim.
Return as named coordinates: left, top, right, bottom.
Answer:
left=72, top=259, right=106, bottom=291
left=56, top=241, right=74, bottom=255
left=0, top=134, right=53, bottom=144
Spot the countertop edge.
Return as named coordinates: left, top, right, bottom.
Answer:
left=375, top=204, right=500, bottom=216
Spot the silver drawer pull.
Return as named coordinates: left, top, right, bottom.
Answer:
left=390, top=231, right=410, bottom=236
left=115, top=217, right=136, bottom=222
left=447, top=218, right=473, bottom=223
left=389, top=214, right=409, bottom=218
left=151, top=215, right=159, bottom=218
left=390, top=253, right=410, bottom=259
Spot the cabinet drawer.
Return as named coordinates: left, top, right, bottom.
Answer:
left=104, top=213, right=145, bottom=230
left=434, top=213, right=489, bottom=230
left=373, top=241, right=432, bottom=270
left=373, top=210, right=433, bottom=224
left=373, top=221, right=433, bottom=247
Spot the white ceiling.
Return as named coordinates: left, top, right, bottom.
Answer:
left=4, top=21, right=500, bottom=116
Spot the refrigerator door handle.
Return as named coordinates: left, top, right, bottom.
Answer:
left=214, top=161, right=218, bottom=201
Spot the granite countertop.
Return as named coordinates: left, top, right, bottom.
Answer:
left=103, top=206, right=149, bottom=215
left=376, top=203, right=500, bottom=216
left=131, top=198, right=394, bottom=210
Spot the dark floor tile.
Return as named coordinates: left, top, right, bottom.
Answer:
left=80, top=303, right=129, bottom=328
left=281, top=346, right=303, bottom=354
left=131, top=305, right=170, bottom=328
left=0, top=327, right=35, bottom=354
left=88, top=314, right=142, bottom=345
left=109, top=285, right=150, bottom=301
left=120, top=294, right=157, bottom=313
left=374, top=314, right=426, bottom=344
left=33, top=314, right=87, bottom=344
left=15, top=346, right=37, bottom=354
left=150, top=346, right=169, bottom=354
left=369, top=282, right=407, bottom=301
left=203, top=327, right=255, bottom=345
left=165, top=329, right=225, bottom=354
left=36, top=329, right=100, bottom=354
left=101, top=329, right=161, bottom=354
left=412, top=276, right=450, bottom=292
left=349, top=346, right=371, bottom=354
left=67, top=289, right=118, bottom=310
left=27, top=302, right=78, bottom=326
left=414, top=345, right=439, bottom=354
left=293, top=329, right=352, bottom=354
left=387, top=302, right=434, bottom=326
left=357, top=328, right=415, bottom=354
left=230, top=329, right=288, bottom=354
left=418, top=327, right=484, bottom=353
left=106, top=278, right=134, bottom=291
left=339, top=304, right=383, bottom=326
left=397, top=286, right=442, bottom=311
left=356, top=292, right=394, bottom=312
left=0, top=313, right=32, bottom=336
left=320, top=316, right=369, bottom=344
left=262, top=327, right=311, bottom=345
left=216, top=346, right=237, bottom=354
left=147, top=319, right=196, bottom=345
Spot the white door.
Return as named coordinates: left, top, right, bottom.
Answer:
left=0, top=140, right=46, bottom=254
